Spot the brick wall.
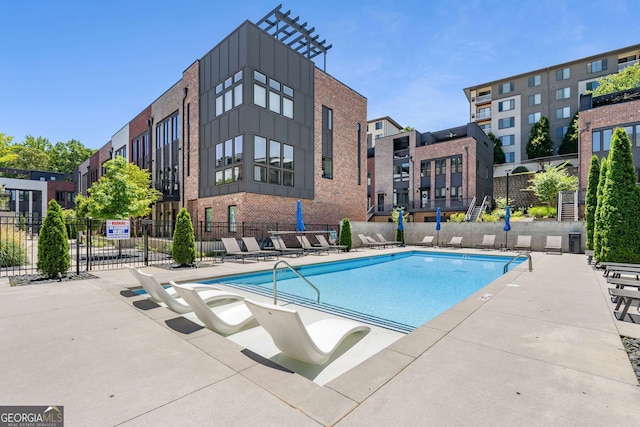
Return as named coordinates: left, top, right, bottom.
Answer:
left=183, top=61, right=200, bottom=215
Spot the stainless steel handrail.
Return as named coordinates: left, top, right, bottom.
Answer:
left=272, top=260, right=320, bottom=304
left=503, top=252, right=532, bottom=274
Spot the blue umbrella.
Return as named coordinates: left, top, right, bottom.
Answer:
left=503, top=205, right=511, bottom=249
left=435, top=207, right=441, bottom=247
left=296, top=200, right=305, bottom=232
left=398, top=208, right=404, bottom=231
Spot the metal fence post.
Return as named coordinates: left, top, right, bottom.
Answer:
left=86, top=217, right=92, bottom=271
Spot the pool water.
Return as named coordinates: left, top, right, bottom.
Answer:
left=200, top=251, right=524, bottom=333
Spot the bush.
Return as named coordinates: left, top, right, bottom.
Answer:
left=447, top=212, right=466, bottom=222
left=0, top=237, right=27, bottom=267
left=528, top=205, right=556, bottom=218
left=339, top=218, right=352, bottom=251
left=37, top=200, right=70, bottom=278
left=172, top=208, right=196, bottom=267
left=479, top=213, right=498, bottom=222
left=585, top=155, right=600, bottom=250
left=511, top=166, right=529, bottom=174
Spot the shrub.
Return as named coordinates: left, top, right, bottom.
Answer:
left=172, top=208, right=196, bottom=266
left=585, top=155, right=600, bottom=250
left=339, top=218, right=352, bottom=251
left=0, top=236, right=27, bottom=267
left=447, top=212, right=466, bottom=222
left=593, top=158, right=608, bottom=260
left=528, top=205, right=556, bottom=218
left=479, top=213, right=498, bottom=222
left=37, top=200, right=70, bottom=278
left=511, top=166, right=529, bottom=174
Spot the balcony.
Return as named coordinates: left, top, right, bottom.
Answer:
left=473, top=93, right=492, bottom=105
left=472, top=110, right=491, bottom=120
left=153, top=180, right=180, bottom=201
left=618, top=59, right=639, bottom=71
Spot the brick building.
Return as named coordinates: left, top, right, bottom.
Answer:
left=78, top=6, right=367, bottom=230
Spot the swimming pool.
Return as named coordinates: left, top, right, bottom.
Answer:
left=200, top=251, right=524, bottom=333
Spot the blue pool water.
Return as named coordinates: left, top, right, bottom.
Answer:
left=200, top=251, right=524, bottom=333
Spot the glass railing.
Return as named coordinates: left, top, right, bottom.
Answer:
left=474, top=93, right=492, bottom=103
left=618, top=59, right=639, bottom=71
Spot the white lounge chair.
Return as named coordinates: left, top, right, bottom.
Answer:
left=315, top=235, right=347, bottom=252
left=444, top=236, right=463, bottom=249
left=357, top=234, right=386, bottom=249
left=544, top=236, right=562, bottom=254
left=415, top=236, right=434, bottom=247
left=476, top=234, right=496, bottom=250
left=125, top=265, right=244, bottom=314
left=375, top=233, right=402, bottom=247
left=514, top=235, right=532, bottom=252
left=171, top=282, right=255, bottom=335
left=243, top=299, right=370, bottom=365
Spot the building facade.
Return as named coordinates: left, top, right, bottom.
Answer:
left=369, top=123, right=493, bottom=222
left=366, top=116, right=403, bottom=147
left=464, top=44, right=640, bottom=176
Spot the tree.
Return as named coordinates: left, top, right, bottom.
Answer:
left=526, top=116, right=554, bottom=160
left=50, top=139, right=95, bottom=176
left=597, top=128, right=640, bottom=263
left=558, top=112, right=579, bottom=155
left=487, top=132, right=506, bottom=164
left=172, top=208, right=196, bottom=267
left=37, top=200, right=70, bottom=278
left=0, top=144, right=52, bottom=171
left=86, top=156, right=161, bottom=219
left=339, top=218, right=352, bottom=252
left=525, top=162, right=578, bottom=207
left=585, top=155, right=600, bottom=250
left=590, top=62, right=640, bottom=96
left=593, top=158, right=608, bottom=261
left=400, top=126, right=415, bottom=132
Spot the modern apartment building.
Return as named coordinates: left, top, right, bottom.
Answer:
left=77, top=6, right=367, bottom=230
left=368, top=123, right=493, bottom=222
left=464, top=44, right=640, bottom=176
left=366, top=116, right=403, bottom=147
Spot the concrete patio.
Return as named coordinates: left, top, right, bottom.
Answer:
left=1, top=248, right=639, bottom=426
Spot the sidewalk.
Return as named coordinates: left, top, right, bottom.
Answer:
left=0, top=250, right=638, bottom=426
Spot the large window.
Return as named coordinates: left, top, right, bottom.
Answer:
left=498, top=99, right=515, bottom=112
left=591, top=125, right=640, bottom=152
left=499, top=117, right=515, bottom=129
left=556, top=67, right=571, bottom=81
left=216, top=69, right=243, bottom=116
left=253, top=135, right=294, bottom=187
left=322, top=106, right=333, bottom=179
left=253, top=70, right=294, bottom=119
left=450, top=156, right=462, bottom=174
left=214, top=135, right=243, bottom=185
left=587, top=59, right=607, bottom=73
left=435, top=159, right=446, bottom=176
left=586, top=81, right=600, bottom=92
left=528, top=93, right=541, bottom=106
left=393, top=162, right=409, bottom=182
left=556, top=87, right=571, bottom=100
left=434, top=187, right=446, bottom=199
left=505, top=152, right=515, bottom=163
left=420, top=160, right=431, bottom=177
left=500, top=134, right=515, bottom=146
left=375, top=121, right=382, bottom=130
left=498, top=82, right=514, bottom=94
left=556, top=106, right=571, bottom=119
left=528, top=75, right=541, bottom=87
left=556, top=126, right=568, bottom=139
left=528, top=112, right=541, bottom=124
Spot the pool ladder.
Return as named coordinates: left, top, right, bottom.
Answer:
left=503, top=252, right=533, bottom=274
left=272, top=260, right=320, bottom=304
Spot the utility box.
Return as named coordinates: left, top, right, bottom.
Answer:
left=569, top=233, right=581, bottom=254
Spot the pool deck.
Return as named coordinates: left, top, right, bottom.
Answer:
left=1, top=247, right=639, bottom=426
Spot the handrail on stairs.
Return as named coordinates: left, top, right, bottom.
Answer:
left=503, top=252, right=532, bottom=274
left=465, top=196, right=477, bottom=221
left=272, top=260, right=320, bottom=304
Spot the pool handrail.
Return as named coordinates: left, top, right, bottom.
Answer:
left=503, top=252, right=532, bottom=274
left=272, top=260, right=320, bottom=305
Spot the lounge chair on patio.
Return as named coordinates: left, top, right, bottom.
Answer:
left=415, top=236, right=434, bottom=247
left=358, top=234, right=387, bottom=249
left=544, top=236, right=563, bottom=254
left=221, top=237, right=263, bottom=263
left=243, top=298, right=370, bottom=365
left=171, top=282, right=255, bottom=334
left=241, top=237, right=279, bottom=259
left=514, top=235, right=532, bottom=252
left=443, top=236, right=463, bottom=249
left=315, top=234, right=347, bottom=252
left=476, top=234, right=496, bottom=250
left=297, top=235, right=329, bottom=255
left=375, top=233, right=402, bottom=247
left=608, top=287, right=640, bottom=321
left=271, top=236, right=305, bottom=257
left=125, top=265, right=244, bottom=314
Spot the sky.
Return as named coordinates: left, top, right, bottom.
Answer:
left=1, top=0, right=637, bottom=149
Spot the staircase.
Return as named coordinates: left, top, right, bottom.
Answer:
left=557, top=190, right=578, bottom=221
left=465, top=195, right=488, bottom=222
left=469, top=205, right=484, bottom=222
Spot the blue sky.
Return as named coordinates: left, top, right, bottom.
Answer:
left=1, top=0, right=637, bottom=149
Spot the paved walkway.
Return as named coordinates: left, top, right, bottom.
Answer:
left=0, top=249, right=638, bottom=426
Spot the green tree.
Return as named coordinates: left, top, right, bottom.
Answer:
left=86, top=156, right=161, bottom=220
left=172, top=208, right=196, bottom=267
left=37, top=200, right=70, bottom=278
left=400, top=126, right=415, bottom=132
left=593, top=158, right=608, bottom=260
left=526, top=116, right=554, bottom=160
left=525, top=162, right=578, bottom=207
left=585, top=155, right=600, bottom=250
left=487, top=132, right=506, bottom=164
left=590, top=62, right=640, bottom=96
left=0, top=144, right=52, bottom=171
left=339, top=218, right=352, bottom=251
left=597, top=128, right=640, bottom=263
left=558, top=112, right=579, bottom=155
left=50, top=139, right=95, bottom=176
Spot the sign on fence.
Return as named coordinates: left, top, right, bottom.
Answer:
left=106, top=219, right=130, bottom=240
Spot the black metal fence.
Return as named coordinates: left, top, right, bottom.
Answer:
left=0, top=216, right=339, bottom=278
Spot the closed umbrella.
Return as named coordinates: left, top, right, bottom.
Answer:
left=296, top=200, right=305, bottom=232
left=435, top=207, right=441, bottom=247
left=398, top=207, right=404, bottom=246
left=503, top=205, right=511, bottom=250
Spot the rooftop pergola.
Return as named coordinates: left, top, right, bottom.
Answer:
left=256, top=4, right=332, bottom=71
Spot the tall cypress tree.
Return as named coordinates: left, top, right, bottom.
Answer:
left=37, top=199, right=70, bottom=278
left=585, top=155, right=600, bottom=250
left=599, top=128, right=640, bottom=263
left=593, top=158, right=607, bottom=261
left=172, top=207, right=196, bottom=267
left=339, top=218, right=352, bottom=251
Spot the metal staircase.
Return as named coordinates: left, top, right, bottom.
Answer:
left=466, top=196, right=489, bottom=222
left=557, top=190, right=578, bottom=221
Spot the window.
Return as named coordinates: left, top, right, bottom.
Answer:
left=322, top=106, right=333, bottom=179
left=435, top=159, right=446, bottom=176
left=253, top=84, right=266, bottom=108
left=498, top=99, right=515, bottom=112
left=394, top=188, right=409, bottom=206
left=556, top=126, right=569, bottom=139
left=253, top=136, right=293, bottom=186
left=592, top=131, right=601, bottom=152
left=528, top=112, right=541, bottom=124
left=586, top=81, right=600, bottom=92
left=528, top=93, right=541, bottom=106
left=556, top=87, right=571, bottom=100
left=216, top=69, right=243, bottom=115
left=587, top=59, right=608, bottom=73
left=228, top=205, right=237, bottom=233
left=479, top=123, right=491, bottom=133
left=420, top=160, right=431, bottom=177
left=435, top=187, right=446, bottom=199
left=556, top=67, right=570, bottom=80
left=498, top=82, right=514, bottom=94
left=393, top=163, right=409, bottom=182
left=375, top=121, right=382, bottom=130
left=214, top=135, right=243, bottom=185
left=528, top=75, right=541, bottom=87
left=499, top=117, right=515, bottom=129
left=253, top=70, right=294, bottom=119
left=505, top=152, right=515, bottom=163
left=603, top=129, right=612, bottom=151
left=556, top=106, right=570, bottom=119
left=500, top=134, right=515, bottom=146
left=450, top=156, right=462, bottom=174
left=450, top=186, right=462, bottom=200
left=115, top=146, right=127, bottom=158
left=476, top=107, right=491, bottom=119
left=205, top=207, right=212, bottom=232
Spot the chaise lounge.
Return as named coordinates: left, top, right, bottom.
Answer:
left=415, top=236, right=435, bottom=247
left=443, top=236, right=463, bottom=249
left=476, top=234, right=496, bottom=250
left=315, top=234, right=347, bottom=252
left=514, top=235, right=532, bottom=252
left=544, top=235, right=563, bottom=254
